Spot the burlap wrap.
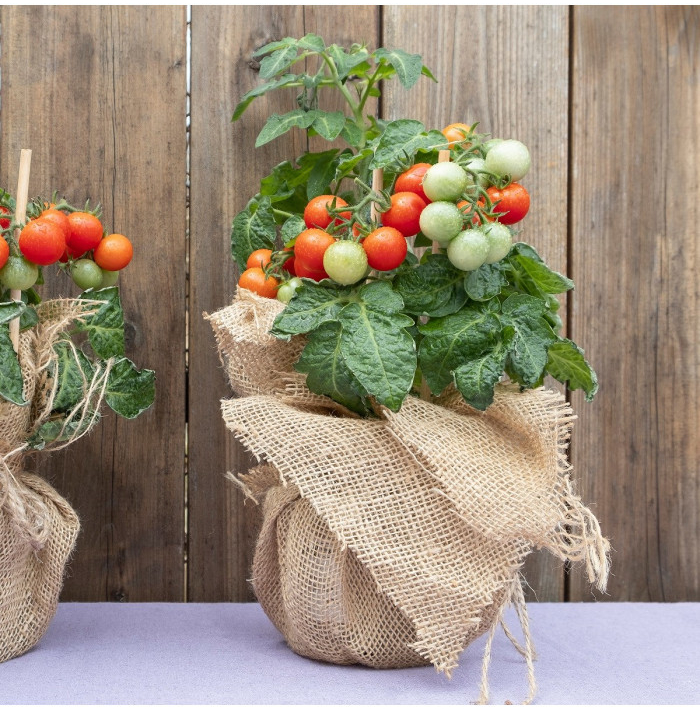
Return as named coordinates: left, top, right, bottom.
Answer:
left=1, top=299, right=108, bottom=664
left=208, top=289, right=610, bottom=703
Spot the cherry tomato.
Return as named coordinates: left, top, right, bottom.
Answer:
left=0, top=206, right=11, bottom=230
left=0, top=238, right=9, bottom=270
left=277, top=277, right=303, bottom=303
left=67, top=212, right=103, bottom=253
left=362, top=227, right=407, bottom=271
left=294, top=228, right=335, bottom=272
left=323, top=241, right=368, bottom=285
left=303, top=195, right=352, bottom=230
left=0, top=256, right=39, bottom=290
left=394, top=163, right=431, bottom=203
left=246, top=248, right=272, bottom=270
left=447, top=229, right=489, bottom=271
left=482, top=223, right=513, bottom=264
left=294, top=258, right=328, bottom=281
left=282, top=246, right=296, bottom=276
left=71, top=258, right=104, bottom=290
left=94, top=234, right=133, bottom=271
left=238, top=266, right=279, bottom=298
left=40, top=208, right=71, bottom=241
left=484, top=139, right=531, bottom=181
left=380, top=192, right=426, bottom=237
left=18, top=218, right=66, bottom=265
left=442, top=122, right=472, bottom=149
left=422, top=162, right=469, bottom=202
left=457, top=198, right=491, bottom=226
left=486, top=183, right=530, bottom=225
left=99, top=268, right=120, bottom=288
left=419, top=201, right=463, bottom=245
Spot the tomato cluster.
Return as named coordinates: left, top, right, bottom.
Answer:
left=0, top=199, right=134, bottom=292
left=236, top=126, right=533, bottom=300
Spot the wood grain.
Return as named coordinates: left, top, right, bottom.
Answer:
left=383, top=6, right=570, bottom=601
left=0, top=6, right=187, bottom=601
left=569, top=7, right=699, bottom=601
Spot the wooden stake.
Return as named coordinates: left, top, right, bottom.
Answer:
left=370, top=167, right=383, bottom=222
left=10, top=149, right=32, bottom=352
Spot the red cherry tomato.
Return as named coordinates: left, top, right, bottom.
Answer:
left=362, top=227, right=407, bottom=271
left=18, top=218, right=66, bottom=266
left=303, top=195, right=352, bottom=230
left=294, top=228, right=335, bottom=272
left=0, top=206, right=11, bottom=230
left=294, top=258, right=328, bottom=281
left=394, top=163, right=431, bottom=204
left=486, top=183, right=530, bottom=225
left=380, top=192, right=426, bottom=238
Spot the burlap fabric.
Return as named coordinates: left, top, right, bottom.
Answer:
left=1, top=300, right=108, bottom=664
left=208, top=289, right=610, bottom=703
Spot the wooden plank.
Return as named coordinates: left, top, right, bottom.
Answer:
left=188, top=6, right=379, bottom=601
left=0, top=6, right=187, bottom=600
left=383, top=6, right=570, bottom=602
left=569, top=7, right=699, bottom=601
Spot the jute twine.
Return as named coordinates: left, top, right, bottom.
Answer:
left=208, top=289, right=610, bottom=704
left=0, top=299, right=110, bottom=664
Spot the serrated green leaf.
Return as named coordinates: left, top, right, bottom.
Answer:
left=358, top=280, right=406, bottom=315
left=281, top=215, right=306, bottom=244
left=453, top=344, right=509, bottom=411
left=51, top=341, right=96, bottom=413
left=0, top=324, right=26, bottom=406
left=306, top=151, right=339, bottom=199
left=232, top=74, right=299, bottom=121
left=374, top=48, right=423, bottom=89
left=231, top=197, right=276, bottom=270
left=26, top=413, right=101, bottom=450
left=252, top=37, right=298, bottom=58
left=338, top=302, right=416, bottom=411
left=0, top=301, right=25, bottom=325
left=295, top=321, right=369, bottom=415
left=418, top=304, right=501, bottom=396
left=19, top=306, right=38, bottom=331
left=255, top=109, right=320, bottom=148
left=546, top=338, right=598, bottom=401
left=105, top=357, right=155, bottom=419
left=421, top=65, right=438, bottom=82
left=311, top=111, right=347, bottom=141
left=335, top=147, right=372, bottom=181
left=271, top=283, right=351, bottom=338
left=259, top=45, right=299, bottom=80
left=413, top=232, right=432, bottom=248
left=78, top=287, right=125, bottom=359
left=501, top=293, right=557, bottom=387
left=339, top=121, right=364, bottom=148
left=370, top=120, right=448, bottom=169
left=327, top=44, right=370, bottom=80
left=465, top=262, right=508, bottom=301
left=297, top=33, right=325, bottom=53
left=393, top=253, right=467, bottom=318
left=511, top=252, right=574, bottom=294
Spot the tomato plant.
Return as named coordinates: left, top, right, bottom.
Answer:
left=230, top=34, right=597, bottom=414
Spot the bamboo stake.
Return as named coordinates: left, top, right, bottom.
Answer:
left=10, top=149, right=32, bottom=353
left=370, top=167, right=383, bottom=222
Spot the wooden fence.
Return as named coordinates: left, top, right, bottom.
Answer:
left=0, top=6, right=697, bottom=603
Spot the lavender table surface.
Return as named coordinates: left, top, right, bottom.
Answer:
left=1, top=602, right=698, bottom=705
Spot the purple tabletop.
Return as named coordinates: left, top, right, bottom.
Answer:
left=0, top=602, right=698, bottom=705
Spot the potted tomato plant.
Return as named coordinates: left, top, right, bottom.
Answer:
left=0, top=150, right=155, bottom=664
left=210, top=36, right=607, bottom=704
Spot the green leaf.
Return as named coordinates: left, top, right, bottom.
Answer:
left=19, top=306, right=38, bottom=331
left=510, top=252, right=574, bottom=294
left=421, top=65, right=438, bottom=82
left=297, top=33, right=325, bottom=53
left=370, top=120, right=448, bottom=169
left=338, top=302, right=416, bottom=412
left=255, top=109, right=320, bottom=148
left=231, top=197, right=276, bottom=270
left=78, top=287, right=125, bottom=359
left=335, top=147, right=372, bottom=181
left=306, top=150, right=340, bottom=199
left=501, top=294, right=557, bottom=387
left=339, top=121, right=364, bottom=148
left=0, top=324, right=26, bottom=406
left=259, top=45, right=299, bottom=80
left=51, top=341, right=96, bottom=413
left=252, top=37, right=298, bottom=58
left=546, top=338, right=598, bottom=401
left=26, top=413, right=101, bottom=451
left=271, top=282, right=351, bottom=338
left=393, top=253, right=467, bottom=318
left=357, top=280, right=405, bottom=315
left=281, top=215, right=306, bottom=245
left=232, top=74, right=299, bottom=121
left=0, top=301, right=25, bottom=325
left=311, top=111, right=346, bottom=141
left=374, top=48, right=423, bottom=89
left=327, top=44, right=370, bottom=80
left=464, top=262, right=508, bottom=301
left=453, top=344, right=509, bottom=411
left=417, top=304, right=501, bottom=396
left=295, top=321, right=369, bottom=415
left=105, top=357, right=156, bottom=419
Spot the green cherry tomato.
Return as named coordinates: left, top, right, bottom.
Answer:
left=481, top=138, right=503, bottom=154
left=0, top=256, right=39, bottom=290
left=447, top=229, right=489, bottom=271
left=483, top=139, right=531, bottom=181
left=482, top=223, right=513, bottom=264
left=71, top=258, right=104, bottom=290
left=421, top=162, right=469, bottom=202
left=465, top=157, right=489, bottom=189
left=99, top=268, right=119, bottom=288
left=277, top=276, right=303, bottom=303
left=419, top=201, right=464, bottom=245
left=323, top=241, right=368, bottom=285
